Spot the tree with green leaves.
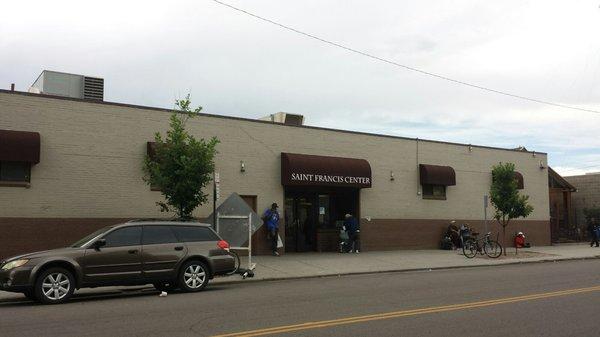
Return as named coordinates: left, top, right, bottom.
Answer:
left=490, top=162, right=534, bottom=255
left=143, top=95, right=219, bottom=220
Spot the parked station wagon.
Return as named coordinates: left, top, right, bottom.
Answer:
left=0, top=221, right=236, bottom=304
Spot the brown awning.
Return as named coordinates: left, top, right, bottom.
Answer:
left=0, top=129, right=40, bottom=164
left=514, top=171, right=524, bottom=189
left=419, top=164, right=456, bottom=186
left=281, top=152, right=371, bottom=188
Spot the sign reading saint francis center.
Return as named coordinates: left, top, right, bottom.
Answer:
left=281, top=153, right=372, bottom=188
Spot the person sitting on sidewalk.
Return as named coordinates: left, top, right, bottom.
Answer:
left=343, top=213, right=360, bottom=253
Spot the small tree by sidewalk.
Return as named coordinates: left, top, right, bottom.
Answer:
left=490, top=162, right=534, bottom=255
left=143, top=95, right=219, bottom=220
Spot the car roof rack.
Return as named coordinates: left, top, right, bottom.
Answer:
left=126, top=218, right=206, bottom=223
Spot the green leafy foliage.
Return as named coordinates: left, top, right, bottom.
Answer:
left=490, top=162, right=534, bottom=253
left=143, top=95, right=219, bottom=219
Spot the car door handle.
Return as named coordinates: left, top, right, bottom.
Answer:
left=128, top=249, right=139, bottom=254
left=174, top=246, right=184, bottom=251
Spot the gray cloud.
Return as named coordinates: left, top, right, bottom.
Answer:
left=1, top=0, right=599, bottom=174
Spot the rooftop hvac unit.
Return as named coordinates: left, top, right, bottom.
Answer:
left=29, top=70, right=104, bottom=101
left=83, top=76, right=104, bottom=100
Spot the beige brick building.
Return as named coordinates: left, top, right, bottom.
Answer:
left=0, top=90, right=551, bottom=258
left=565, top=173, right=600, bottom=225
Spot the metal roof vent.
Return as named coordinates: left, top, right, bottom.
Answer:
left=83, top=76, right=104, bottom=100
left=29, top=70, right=104, bottom=101
left=259, top=112, right=304, bottom=126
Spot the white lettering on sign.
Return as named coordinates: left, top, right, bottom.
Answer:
left=290, top=172, right=370, bottom=185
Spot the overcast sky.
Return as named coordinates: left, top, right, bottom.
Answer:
left=1, top=0, right=599, bottom=176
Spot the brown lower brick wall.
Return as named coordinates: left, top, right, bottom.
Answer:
left=360, top=219, right=551, bottom=251
left=0, top=217, right=549, bottom=259
left=0, top=218, right=130, bottom=260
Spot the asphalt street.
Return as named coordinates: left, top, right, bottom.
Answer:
left=1, top=259, right=599, bottom=337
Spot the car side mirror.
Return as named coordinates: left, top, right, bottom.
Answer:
left=93, top=239, right=106, bottom=250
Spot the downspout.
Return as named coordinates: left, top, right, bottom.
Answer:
left=416, top=138, right=420, bottom=196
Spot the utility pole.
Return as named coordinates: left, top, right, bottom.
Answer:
left=212, top=172, right=220, bottom=230
left=484, top=195, right=489, bottom=234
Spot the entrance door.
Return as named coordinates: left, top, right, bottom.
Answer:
left=284, top=195, right=316, bottom=252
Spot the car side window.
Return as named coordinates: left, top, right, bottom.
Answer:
left=103, top=227, right=141, bottom=247
left=143, top=226, right=179, bottom=245
left=172, top=226, right=219, bottom=242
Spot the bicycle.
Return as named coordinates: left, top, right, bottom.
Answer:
left=462, top=232, right=503, bottom=258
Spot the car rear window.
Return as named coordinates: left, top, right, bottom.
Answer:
left=172, top=226, right=219, bottom=242
left=143, top=226, right=179, bottom=245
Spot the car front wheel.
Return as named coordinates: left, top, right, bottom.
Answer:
left=178, top=261, right=209, bottom=292
left=34, top=267, right=75, bottom=304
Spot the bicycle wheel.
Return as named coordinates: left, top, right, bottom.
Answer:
left=224, top=250, right=241, bottom=276
left=483, top=240, right=502, bottom=258
left=462, top=239, right=477, bottom=258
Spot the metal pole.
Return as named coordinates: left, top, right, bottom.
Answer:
left=216, top=212, right=220, bottom=235
left=484, top=195, right=488, bottom=234
left=212, top=172, right=216, bottom=230
left=248, top=212, right=252, bottom=269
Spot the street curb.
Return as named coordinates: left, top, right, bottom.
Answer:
left=214, top=255, right=600, bottom=286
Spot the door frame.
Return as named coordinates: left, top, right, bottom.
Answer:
left=284, top=187, right=360, bottom=253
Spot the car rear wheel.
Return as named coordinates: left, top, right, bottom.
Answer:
left=178, top=261, right=209, bottom=292
left=34, top=267, right=75, bottom=304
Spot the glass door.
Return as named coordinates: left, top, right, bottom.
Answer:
left=284, top=197, right=297, bottom=252
left=284, top=193, right=316, bottom=252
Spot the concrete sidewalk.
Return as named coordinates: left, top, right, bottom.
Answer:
left=1, top=244, right=598, bottom=301
left=215, top=243, right=600, bottom=284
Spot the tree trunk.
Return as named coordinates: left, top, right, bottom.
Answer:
left=502, top=225, right=507, bottom=256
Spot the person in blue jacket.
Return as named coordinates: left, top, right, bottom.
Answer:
left=262, top=203, right=280, bottom=256
left=589, top=217, right=599, bottom=248
left=343, top=213, right=360, bottom=253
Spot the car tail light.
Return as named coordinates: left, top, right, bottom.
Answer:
left=217, top=240, right=230, bottom=251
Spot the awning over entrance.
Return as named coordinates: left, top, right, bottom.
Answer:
left=419, top=164, right=456, bottom=186
left=281, top=152, right=372, bottom=188
left=0, top=129, right=40, bottom=164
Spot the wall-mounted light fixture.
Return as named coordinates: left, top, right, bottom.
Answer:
left=390, top=170, right=395, bottom=181
left=532, top=151, right=536, bottom=158
left=468, top=144, right=473, bottom=152
left=240, top=160, right=246, bottom=173
left=539, top=160, right=546, bottom=170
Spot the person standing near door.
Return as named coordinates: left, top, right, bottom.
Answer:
left=344, top=213, right=360, bottom=253
left=263, top=203, right=281, bottom=256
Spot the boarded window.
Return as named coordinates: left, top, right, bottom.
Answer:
left=422, top=184, right=446, bottom=200
left=0, top=161, right=31, bottom=182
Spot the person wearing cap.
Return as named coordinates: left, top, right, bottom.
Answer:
left=262, top=202, right=281, bottom=256
left=343, top=213, right=360, bottom=253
